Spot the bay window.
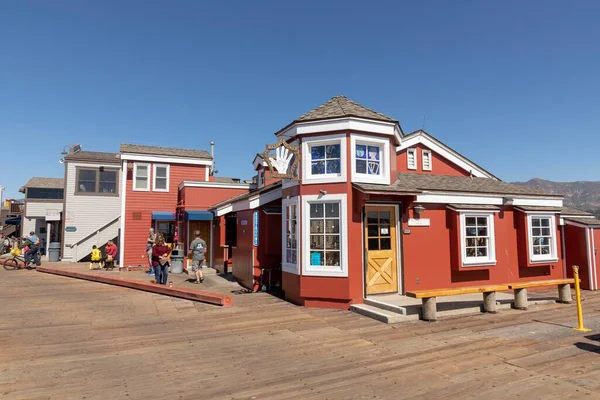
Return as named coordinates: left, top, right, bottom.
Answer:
left=350, top=134, right=390, bottom=184
left=460, top=212, right=496, bottom=266
left=301, top=135, right=347, bottom=184
left=311, top=144, right=341, bottom=175
left=528, top=214, right=558, bottom=262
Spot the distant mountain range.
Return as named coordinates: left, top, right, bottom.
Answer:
left=514, top=178, right=600, bottom=218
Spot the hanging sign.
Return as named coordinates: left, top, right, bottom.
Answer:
left=262, top=138, right=300, bottom=181
left=253, top=210, right=259, bottom=246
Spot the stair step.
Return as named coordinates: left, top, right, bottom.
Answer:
left=350, top=304, right=419, bottom=324
left=363, top=298, right=407, bottom=315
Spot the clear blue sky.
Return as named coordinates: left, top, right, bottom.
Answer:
left=1, top=0, right=599, bottom=199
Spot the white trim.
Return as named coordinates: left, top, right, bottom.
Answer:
left=586, top=228, right=594, bottom=290
left=459, top=212, right=497, bottom=267
left=415, top=193, right=563, bottom=208
left=213, top=187, right=283, bottom=217
left=121, top=153, right=212, bottom=166
left=564, top=219, right=600, bottom=229
left=301, top=134, right=347, bottom=185
left=591, top=228, right=598, bottom=290
left=180, top=181, right=251, bottom=190
left=205, top=167, right=209, bottom=181
left=152, top=164, right=170, bottom=192
left=209, top=220, right=213, bottom=269
left=422, top=149, right=432, bottom=171
left=447, top=205, right=501, bottom=213
left=119, top=160, right=127, bottom=267
left=527, top=214, right=559, bottom=264
left=396, top=133, right=496, bottom=179
left=133, top=162, right=150, bottom=192
left=350, top=134, right=390, bottom=185
left=407, top=148, right=417, bottom=170
left=301, top=193, right=349, bottom=277
left=282, top=196, right=300, bottom=274
left=277, top=117, right=401, bottom=144
left=561, top=224, right=567, bottom=278
left=252, top=155, right=268, bottom=170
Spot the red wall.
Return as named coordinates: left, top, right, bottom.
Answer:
left=180, top=186, right=249, bottom=210
left=564, top=224, right=591, bottom=289
left=122, top=163, right=206, bottom=267
left=396, top=143, right=469, bottom=176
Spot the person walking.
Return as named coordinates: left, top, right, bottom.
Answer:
left=188, top=230, right=207, bottom=284
left=146, top=228, right=156, bottom=275
left=151, top=235, right=171, bottom=285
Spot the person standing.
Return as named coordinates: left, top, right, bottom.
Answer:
left=188, top=230, right=206, bottom=284
left=105, top=239, right=118, bottom=269
left=146, top=228, right=156, bottom=275
left=151, top=235, right=171, bottom=285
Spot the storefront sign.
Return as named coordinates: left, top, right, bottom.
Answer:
left=253, top=210, right=259, bottom=246
left=65, top=226, right=77, bottom=232
left=262, top=138, right=299, bottom=180
left=408, top=218, right=430, bottom=227
left=46, top=210, right=61, bottom=221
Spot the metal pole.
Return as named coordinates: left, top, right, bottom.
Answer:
left=572, top=265, right=591, bottom=332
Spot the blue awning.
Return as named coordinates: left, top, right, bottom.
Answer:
left=185, top=210, right=214, bottom=221
left=152, top=211, right=175, bottom=221
left=4, top=216, right=21, bottom=224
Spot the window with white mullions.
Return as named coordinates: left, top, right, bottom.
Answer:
left=285, top=204, right=297, bottom=265
left=355, top=144, right=380, bottom=175
left=134, top=163, right=149, bottom=191
left=309, top=202, right=341, bottom=267
left=527, top=215, right=557, bottom=262
left=153, top=164, right=169, bottom=191
left=460, top=212, right=496, bottom=266
left=311, top=144, right=341, bottom=175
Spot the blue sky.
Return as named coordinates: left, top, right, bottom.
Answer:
left=1, top=0, right=599, bottom=199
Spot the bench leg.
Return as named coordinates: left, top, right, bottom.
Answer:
left=483, top=291, right=497, bottom=313
left=558, top=283, right=572, bottom=304
left=422, top=297, right=437, bottom=321
left=514, top=288, right=528, bottom=310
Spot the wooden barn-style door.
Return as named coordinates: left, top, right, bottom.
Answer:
left=364, top=206, right=399, bottom=295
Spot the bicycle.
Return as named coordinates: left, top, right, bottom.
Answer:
left=2, top=248, right=40, bottom=271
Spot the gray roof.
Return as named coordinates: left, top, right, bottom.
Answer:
left=213, top=177, right=242, bottom=184
left=276, top=95, right=397, bottom=135
left=211, top=181, right=282, bottom=210
left=447, top=204, right=501, bottom=211
left=514, top=206, right=562, bottom=212
left=22, top=177, right=64, bottom=189
left=565, top=217, right=600, bottom=227
left=65, top=151, right=120, bottom=164
left=561, top=207, right=593, bottom=216
left=120, top=144, right=212, bottom=160
left=354, top=172, right=562, bottom=197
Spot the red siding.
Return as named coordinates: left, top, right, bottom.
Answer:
left=565, top=224, right=591, bottom=289
left=180, top=186, right=249, bottom=211
left=122, top=163, right=206, bottom=267
left=396, top=143, right=469, bottom=176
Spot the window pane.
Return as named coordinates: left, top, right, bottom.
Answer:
left=325, top=235, right=339, bottom=250
left=368, top=238, right=379, bottom=250
left=533, top=246, right=541, bottom=255
left=532, top=228, right=541, bottom=236
left=466, top=238, right=476, bottom=247
left=532, top=218, right=540, bottom=227
left=541, top=246, right=550, bottom=255
left=78, top=170, right=97, bottom=192
left=368, top=225, right=378, bottom=237
left=136, top=177, right=148, bottom=189
left=477, top=248, right=487, bottom=257
left=325, top=219, right=339, bottom=234
left=325, top=203, right=339, bottom=218
left=310, top=219, right=324, bottom=234
left=477, top=227, right=487, bottom=236
left=27, top=188, right=64, bottom=199
left=466, top=248, right=476, bottom=257
left=541, top=228, right=550, bottom=236
left=368, top=146, right=379, bottom=161
left=380, top=224, right=390, bottom=237
left=325, top=251, right=340, bottom=266
left=356, top=145, right=366, bottom=159
left=310, top=235, right=324, bottom=249
left=539, top=237, right=549, bottom=246
left=155, top=178, right=168, bottom=190
left=310, top=203, right=324, bottom=218
left=367, top=212, right=378, bottom=224
left=99, top=171, right=117, bottom=193
left=380, top=238, right=391, bottom=250
left=379, top=212, right=390, bottom=224
left=476, top=217, right=487, bottom=226
left=367, top=161, right=380, bottom=175
left=541, top=218, right=550, bottom=227
left=155, top=166, right=167, bottom=178
left=326, top=160, right=340, bottom=174
left=465, top=217, right=476, bottom=226
left=136, top=165, right=148, bottom=177
left=311, top=161, right=325, bottom=175
left=477, top=238, right=487, bottom=247
left=326, top=144, right=340, bottom=159
left=466, top=227, right=477, bottom=237
left=356, top=160, right=367, bottom=174
left=311, top=146, right=325, bottom=160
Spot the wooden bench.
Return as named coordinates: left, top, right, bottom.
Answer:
left=406, top=285, right=509, bottom=321
left=507, top=279, right=574, bottom=310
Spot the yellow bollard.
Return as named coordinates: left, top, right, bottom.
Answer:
left=572, top=265, right=591, bottom=332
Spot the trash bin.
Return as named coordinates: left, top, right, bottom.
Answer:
left=170, top=249, right=184, bottom=274
left=48, top=242, right=61, bottom=262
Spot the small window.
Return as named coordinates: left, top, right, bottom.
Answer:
left=355, top=144, right=380, bottom=175
left=258, top=169, right=265, bottom=187
left=311, top=144, right=341, bottom=175
left=153, top=164, right=169, bottom=192
left=460, top=213, right=496, bottom=266
left=285, top=203, right=298, bottom=265
left=407, top=148, right=417, bottom=170
left=76, top=168, right=118, bottom=195
left=156, top=221, right=175, bottom=243
left=78, top=169, right=97, bottom=192
left=422, top=150, right=432, bottom=171
left=528, top=215, right=557, bottom=262
left=27, top=188, right=64, bottom=200
left=99, top=170, right=117, bottom=193
left=134, top=163, right=149, bottom=191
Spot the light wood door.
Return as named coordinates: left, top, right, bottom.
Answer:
left=365, top=206, right=398, bottom=295
left=189, top=221, right=211, bottom=262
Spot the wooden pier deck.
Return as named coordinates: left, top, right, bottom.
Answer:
left=2, top=266, right=600, bottom=399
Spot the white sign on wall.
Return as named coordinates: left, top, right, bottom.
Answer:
left=408, top=218, right=430, bottom=227
left=46, top=210, right=61, bottom=221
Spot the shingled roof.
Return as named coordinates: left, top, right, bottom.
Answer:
left=354, top=172, right=562, bottom=197
left=120, top=144, right=212, bottom=160
left=21, top=177, right=64, bottom=191
left=276, top=95, right=397, bottom=135
left=64, top=151, right=120, bottom=164
left=211, top=181, right=282, bottom=210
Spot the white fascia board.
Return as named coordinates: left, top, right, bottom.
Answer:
left=416, top=192, right=563, bottom=207
left=213, top=204, right=233, bottom=217
left=278, top=117, right=398, bottom=139
left=179, top=181, right=251, bottom=190
left=252, top=157, right=267, bottom=170
left=121, top=153, right=212, bottom=166
left=396, top=134, right=494, bottom=179
left=214, top=188, right=282, bottom=216
left=282, top=179, right=300, bottom=189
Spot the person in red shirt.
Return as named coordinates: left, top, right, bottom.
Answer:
left=104, top=240, right=118, bottom=269
left=151, top=235, right=171, bottom=285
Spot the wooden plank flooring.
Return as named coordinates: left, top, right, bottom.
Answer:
left=2, top=268, right=600, bottom=399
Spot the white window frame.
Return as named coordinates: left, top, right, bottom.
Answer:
left=133, top=162, right=150, bottom=191
left=152, top=164, right=170, bottom=192
left=527, top=214, right=559, bottom=263
left=258, top=169, right=265, bottom=188
left=301, top=193, right=348, bottom=277
left=407, top=148, right=417, bottom=170
left=350, top=134, right=390, bottom=185
left=301, top=134, right=347, bottom=185
left=422, top=149, right=432, bottom=171
left=282, top=196, right=300, bottom=274
left=459, top=212, right=497, bottom=266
